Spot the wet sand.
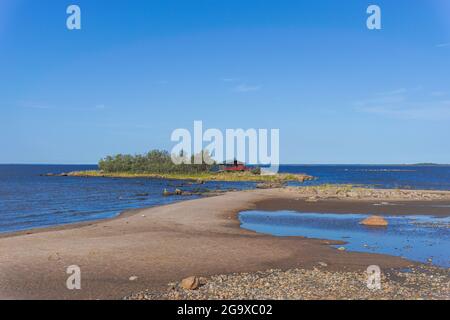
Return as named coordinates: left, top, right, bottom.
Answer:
left=0, top=187, right=449, bottom=300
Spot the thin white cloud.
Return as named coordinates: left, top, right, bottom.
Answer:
left=221, top=78, right=239, bottom=82
left=430, top=91, right=447, bottom=97
left=354, top=93, right=406, bottom=108
left=436, top=43, right=450, bottom=48
left=72, top=121, right=155, bottom=130
left=234, top=84, right=261, bottom=93
left=353, top=88, right=408, bottom=107
left=18, top=101, right=53, bottom=109
left=358, top=105, right=450, bottom=120
left=16, top=101, right=108, bottom=111
left=355, top=88, right=450, bottom=120
left=376, top=88, right=407, bottom=96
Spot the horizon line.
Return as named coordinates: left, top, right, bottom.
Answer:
left=0, top=163, right=448, bottom=166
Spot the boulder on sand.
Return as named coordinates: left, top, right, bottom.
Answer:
left=360, top=215, right=388, bottom=227
left=180, top=276, right=200, bottom=290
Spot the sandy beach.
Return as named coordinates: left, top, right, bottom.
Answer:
left=0, top=186, right=449, bottom=300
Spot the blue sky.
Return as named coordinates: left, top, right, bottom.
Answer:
left=0, top=0, right=449, bottom=164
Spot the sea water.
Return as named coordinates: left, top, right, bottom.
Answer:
left=1, top=164, right=450, bottom=234
left=240, top=210, right=450, bottom=268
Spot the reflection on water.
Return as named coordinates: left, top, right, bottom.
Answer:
left=239, top=211, right=450, bottom=268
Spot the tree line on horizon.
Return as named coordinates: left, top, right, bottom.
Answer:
left=98, top=149, right=215, bottom=174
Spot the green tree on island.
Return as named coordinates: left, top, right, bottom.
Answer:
left=98, top=149, right=215, bottom=174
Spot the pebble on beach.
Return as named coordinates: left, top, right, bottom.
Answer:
left=125, top=265, right=450, bottom=301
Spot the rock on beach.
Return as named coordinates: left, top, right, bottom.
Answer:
left=360, top=216, right=388, bottom=227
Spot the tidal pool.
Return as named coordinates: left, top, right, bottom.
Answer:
left=239, top=211, right=450, bottom=268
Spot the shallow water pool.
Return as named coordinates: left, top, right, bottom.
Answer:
left=239, top=211, right=450, bottom=268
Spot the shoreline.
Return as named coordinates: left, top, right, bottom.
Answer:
left=2, top=185, right=450, bottom=239
left=2, top=184, right=450, bottom=239
left=50, top=170, right=315, bottom=183
left=0, top=186, right=449, bottom=299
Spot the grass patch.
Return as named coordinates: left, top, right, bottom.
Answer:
left=67, top=170, right=314, bottom=183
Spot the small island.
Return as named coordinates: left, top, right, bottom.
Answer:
left=60, top=150, right=315, bottom=184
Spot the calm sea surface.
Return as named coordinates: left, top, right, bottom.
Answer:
left=0, top=165, right=255, bottom=233
left=280, top=164, right=450, bottom=190
left=240, top=211, right=450, bottom=267
left=0, top=164, right=449, bottom=234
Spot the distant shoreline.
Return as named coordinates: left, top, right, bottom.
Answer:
left=1, top=163, right=449, bottom=166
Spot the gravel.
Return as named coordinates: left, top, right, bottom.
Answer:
left=125, top=265, right=449, bottom=300
left=285, top=185, right=450, bottom=201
